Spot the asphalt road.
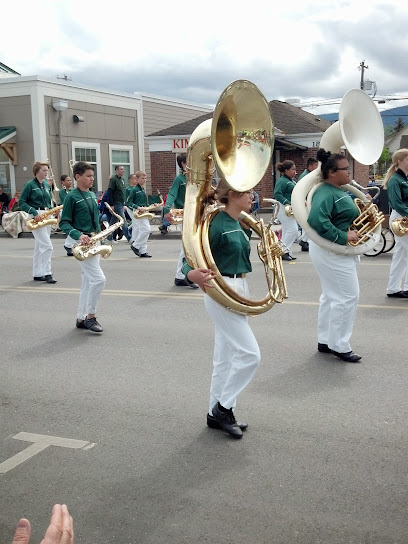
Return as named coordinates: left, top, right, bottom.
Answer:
left=0, top=231, right=407, bottom=544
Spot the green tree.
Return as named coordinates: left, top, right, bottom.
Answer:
left=394, top=117, right=405, bottom=133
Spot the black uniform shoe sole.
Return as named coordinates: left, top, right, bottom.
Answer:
left=33, top=276, right=46, bottom=281
left=44, top=275, right=57, bottom=284
left=387, top=291, right=408, bottom=298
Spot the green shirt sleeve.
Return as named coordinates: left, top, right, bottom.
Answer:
left=387, top=174, right=408, bottom=216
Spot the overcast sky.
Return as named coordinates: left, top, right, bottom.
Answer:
left=2, top=0, right=408, bottom=114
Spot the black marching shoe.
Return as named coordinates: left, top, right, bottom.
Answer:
left=33, top=276, right=46, bottom=281
left=299, top=240, right=309, bottom=252
left=207, top=413, right=248, bottom=431
left=387, top=291, right=408, bottom=298
left=64, top=245, right=74, bottom=256
left=331, top=350, right=362, bottom=363
left=211, top=403, right=243, bottom=439
left=281, top=254, right=296, bottom=261
left=139, top=253, right=152, bottom=258
left=131, top=245, right=140, bottom=256
left=159, top=225, right=168, bottom=234
left=44, top=275, right=57, bottom=284
left=83, top=317, right=103, bottom=333
left=76, top=319, right=87, bottom=329
left=318, top=343, right=332, bottom=353
left=174, top=278, right=199, bottom=289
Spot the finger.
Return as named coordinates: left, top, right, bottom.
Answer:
left=41, top=504, right=63, bottom=544
left=11, top=518, right=31, bottom=544
left=60, top=505, right=74, bottom=544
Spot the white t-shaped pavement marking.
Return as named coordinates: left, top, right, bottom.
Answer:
left=0, top=432, right=95, bottom=474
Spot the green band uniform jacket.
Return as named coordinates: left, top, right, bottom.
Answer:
left=297, top=169, right=310, bottom=182
left=308, top=184, right=360, bottom=245
left=273, top=175, right=296, bottom=205
left=386, top=169, right=408, bottom=216
left=59, top=187, right=71, bottom=205
left=182, top=210, right=252, bottom=277
left=126, top=184, right=148, bottom=210
left=59, top=189, right=101, bottom=241
left=19, top=179, right=52, bottom=216
left=109, top=174, right=125, bottom=204
left=163, top=173, right=186, bottom=214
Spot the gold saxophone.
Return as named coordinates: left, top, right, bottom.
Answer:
left=392, top=216, right=408, bottom=237
left=168, top=208, right=184, bottom=223
left=133, top=193, right=164, bottom=220
left=26, top=205, right=63, bottom=230
left=182, top=79, right=288, bottom=317
left=73, top=204, right=124, bottom=261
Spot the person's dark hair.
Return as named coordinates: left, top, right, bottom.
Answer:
left=316, top=148, right=345, bottom=180
left=73, top=161, right=94, bottom=177
left=177, top=153, right=187, bottom=170
left=276, top=160, right=295, bottom=173
left=306, top=157, right=318, bottom=168
left=61, top=174, right=69, bottom=182
left=115, top=165, right=123, bottom=172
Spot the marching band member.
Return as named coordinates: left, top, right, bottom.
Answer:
left=274, top=160, right=298, bottom=260
left=59, top=161, right=106, bottom=333
left=126, top=171, right=152, bottom=258
left=59, top=175, right=74, bottom=256
left=163, top=153, right=198, bottom=288
left=383, top=149, right=408, bottom=299
left=19, top=161, right=57, bottom=283
left=308, top=149, right=361, bottom=362
left=183, top=181, right=260, bottom=439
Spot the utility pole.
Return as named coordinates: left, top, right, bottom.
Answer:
left=358, top=60, right=368, bottom=90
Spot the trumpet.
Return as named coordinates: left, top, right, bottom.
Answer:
left=284, top=204, right=294, bottom=217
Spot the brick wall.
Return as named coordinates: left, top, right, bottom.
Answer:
left=151, top=152, right=177, bottom=195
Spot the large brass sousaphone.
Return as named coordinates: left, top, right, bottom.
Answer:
left=291, top=89, right=385, bottom=255
left=182, top=80, right=288, bottom=317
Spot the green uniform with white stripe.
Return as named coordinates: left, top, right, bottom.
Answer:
left=59, top=189, right=100, bottom=240
left=308, top=184, right=359, bottom=245
left=182, top=210, right=252, bottom=276
left=19, top=179, right=52, bottom=216
left=126, top=184, right=148, bottom=211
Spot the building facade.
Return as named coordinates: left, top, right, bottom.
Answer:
left=0, top=76, right=212, bottom=198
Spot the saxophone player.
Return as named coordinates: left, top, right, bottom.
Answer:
left=126, top=171, right=152, bottom=258
left=19, top=161, right=57, bottom=284
left=59, top=162, right=106, bottom=333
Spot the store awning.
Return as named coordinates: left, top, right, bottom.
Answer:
left=0, top=126, right=16, bottom=145
left=0, top=127, right=17, bottom=164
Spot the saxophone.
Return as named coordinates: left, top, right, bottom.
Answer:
left=133, top=193, right=164, bottom=220
left=73, top=204, right=124, bottom=261
left=26, top=205, right=63, bottom=230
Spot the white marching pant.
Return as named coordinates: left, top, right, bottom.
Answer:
left=175, top=245, right=185, bottom=279
left=77, top=254, right=106, bottom=319
left=277, top=205, right=298, bottom=255
left=387, top=209, right=408, bottom=294
left=31, top=213, right=53, bottom=277
left=205, top=277, right=260, bottom=414
left=65, top=235, right=75, bottom=249
left=309, top=241, right=360, bottom=353
left=131, top=216, right=150, bottom=254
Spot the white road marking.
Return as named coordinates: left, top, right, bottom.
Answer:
left=0, top=432, right=92, bottom=474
